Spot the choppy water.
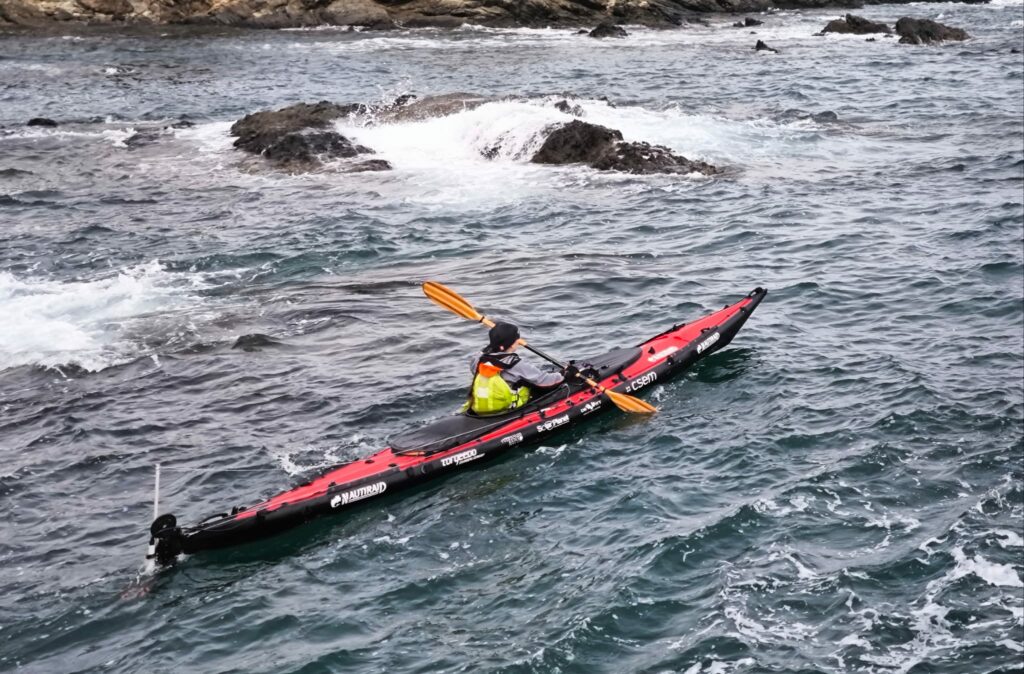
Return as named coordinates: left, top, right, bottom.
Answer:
left=2, top=3, right=1023, bottom=672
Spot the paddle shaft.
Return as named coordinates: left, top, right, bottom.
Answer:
left=422, top=280, right=655, bottom=413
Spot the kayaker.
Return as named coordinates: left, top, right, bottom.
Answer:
left=466, top=322, right=569, bottom=415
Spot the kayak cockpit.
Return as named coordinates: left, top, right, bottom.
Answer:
left=389, top=347, right=641, bottom=455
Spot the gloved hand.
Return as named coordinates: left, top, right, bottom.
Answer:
left=562, top=364, right=581, bottom=381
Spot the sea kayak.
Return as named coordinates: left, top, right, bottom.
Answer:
left=149, top=287, right=767, bottom=564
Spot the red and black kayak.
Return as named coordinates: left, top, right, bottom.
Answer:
left=149, top=287, right=767, bottom=564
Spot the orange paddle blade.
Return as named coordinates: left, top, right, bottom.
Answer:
left=423, top=281, right=483, bottom=322
left=604, top=388, right=657, bottom=414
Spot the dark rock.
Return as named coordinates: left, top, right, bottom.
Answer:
left=589, top=21, right=627, bottom=38
left=532, top=120, right=623, bottom=165
left=170, top=119, right=195, bottom=129
left=124, top=129, right=164, bottom=148
left=576, top=28, right=589, bottom=34
left=822, top=14, right=891, bottom=34
left=866, top=37, right=876, bottom=41
left=780, top=109, right=840, bottom=124
left=345, top=159, right=392, bottom=172
left=733, top=17, right=763, bottom=27
left=231, top=333, right=280, bottom=351
left=590, top=141, right=718, bottom=175
left=554, top=99, right=585, bottom=117
left=1012, top=48, right=1021, bottom=54
left=262, top=131, right=373, bottom=165
left=895, top=17, right=970, bottom=44
left=754, top=40, right=778, bottom=53
left=392, top=93, right=417, bottom=107
left=530, top=120, right=717, bottom=175
left=27, top=118, right=58, bottom=127
left=230, top=101, right=366, bottom=155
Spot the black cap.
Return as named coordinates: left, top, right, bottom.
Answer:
left=487, top=322, right=520, bottom=351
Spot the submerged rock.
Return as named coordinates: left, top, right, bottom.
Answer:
left=895, top=17, right=970, bottom=44
left=733, top=17, right=763, bottom=27
left=754, top=39, right=778, bottom=53
left=346, top=159, right=393, bottom=172
left=124, top=129, right=165, bottom=148
left=27, top=117, right=58, bottom=127
left=530, top=120, right=716, bottom=175
left=232, top=334, right=280, bottom=351
left=822, top=14, right=891, bottom=35
left=589, top=22, right=628, bottom=38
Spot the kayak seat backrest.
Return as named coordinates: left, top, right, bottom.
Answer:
left=388, top=347, right=641, bottom=456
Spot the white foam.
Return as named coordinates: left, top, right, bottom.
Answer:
left=0, top=262, right=206, bottom=372
left=270, top=444, right=352, bottom=476
left=175, top=121, right=235, bottom=154
left=950, top=547, right=1023, bottom=588
left=991, top=529, right=1024, bottom=548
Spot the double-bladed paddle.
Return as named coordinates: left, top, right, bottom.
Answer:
left=422, top=280, right=657, bottom=415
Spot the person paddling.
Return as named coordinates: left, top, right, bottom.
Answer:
left=465, top=322, right=567, bottom=415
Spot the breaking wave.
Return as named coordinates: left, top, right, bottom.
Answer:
left=0, top=262, right=213, bottom=372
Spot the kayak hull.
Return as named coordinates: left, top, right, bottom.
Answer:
left=150, top=287, right=767, bottom=564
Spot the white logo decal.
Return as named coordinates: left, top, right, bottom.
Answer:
left=580, top=400, right=602, bottom=415
left=501, top=432, right=524, bottom=446
left=625, top=371, right=658, bottom=393
left=536, top=414, right=570, bottom=433
left=330, top=481, right=387, bottom=508
left=696, top=332, right=720, bottom=354
left=441, top=448, right=481, bottom=467
left=646, top=346, right=678, bottom=362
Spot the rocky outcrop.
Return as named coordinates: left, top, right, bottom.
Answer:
left=754, top=39, right=778, bottom=53
left=732, top=17, right=762, bottom=27
left=230, top=101, right=365, bottom=155
left=530, top=120, right=717, bottom=175
left=590, top=140, right=717, bottom=174
left=27, top=117, right=59, bottom=127
left=589, top=21, right=627, bottom=38
left=821, top=14, right=890, bottom=34
left=379, top=93, right=490, bottom=123
left=895, top=17, right=970, bottom=44
left=229, top=101, right=380, bottom=170
left=0, top=0, right=994, bottom=30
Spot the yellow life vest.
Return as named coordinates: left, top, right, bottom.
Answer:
left=469, top=361, right=530, bottom=415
